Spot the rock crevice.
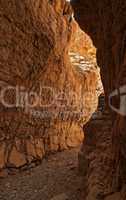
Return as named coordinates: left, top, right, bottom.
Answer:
left=71, top=0, right=126, bottom=199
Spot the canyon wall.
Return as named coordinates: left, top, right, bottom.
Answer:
left=70, top=20, right=96, bottom=61
left=0, top=0, right=98, bottom=174
left=72, top=0, right=126, bottom=199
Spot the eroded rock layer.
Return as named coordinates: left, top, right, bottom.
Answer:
left=71, top=0, right=126, bottom=199
left=0, top=0, right=99, bottom=172
left=70, top=20, right=96, bottom=60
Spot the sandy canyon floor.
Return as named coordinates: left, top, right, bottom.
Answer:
left=0, top=147, right=86, bottom=200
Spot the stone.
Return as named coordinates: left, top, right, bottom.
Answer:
left=0, top=0, right=99, bottom=171
left=0, top=143, right=5, bottom=169
left=34, top=138, right=45, bottom=159
left=66, top=124, right=84, bottom=148
left=78, top=150, right=89, bottom=176
left=9, top=146, right=26, bottom=168
left=105, top=193, right=122, bottom=200
left=71, top=0, right=126, bottom=197
left=0, top=169, right=8, bottom=178
left=70, top=20, right=96, bottom=60
left=26, top=139, right=36, bottom=161
left=51, top=193, right=68, bottom=200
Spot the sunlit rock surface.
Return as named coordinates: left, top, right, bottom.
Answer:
left=0, top=0, right=100, bottom=173
left=70, top=20, right=96, bottom=61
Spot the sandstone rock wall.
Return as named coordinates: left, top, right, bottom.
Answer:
left=72, top=0, right=126, bottom=199
left=70, top=20, right=96, bottom=61
left=0, top=0, right=98, bottom=173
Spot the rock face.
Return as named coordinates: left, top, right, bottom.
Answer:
left=70, top=20, right=96, bottom=61
left=0, top=0, right=99, bottom=172
left=71, top=0, right=126, bottom=199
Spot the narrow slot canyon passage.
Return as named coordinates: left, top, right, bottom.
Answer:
left=0, top=13, right=102, bottom=198
left=3, top=0, right=126, bottom=200
left=71, top=1, right=126, bottom=200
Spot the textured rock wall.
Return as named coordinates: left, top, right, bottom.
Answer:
left=71, top=0, right=126, bottom=199
left=70, top=20, right=96, bottom=60
left=0, top=0, right=98, bottom=173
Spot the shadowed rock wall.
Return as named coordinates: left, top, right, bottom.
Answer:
left=72, top=0, right=126, bottom=199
